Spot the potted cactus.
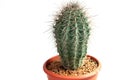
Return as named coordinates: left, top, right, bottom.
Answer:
left=43, top=2, right=101, bottom=80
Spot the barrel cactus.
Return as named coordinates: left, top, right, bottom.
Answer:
left=53, top=2, right=90, bottom=70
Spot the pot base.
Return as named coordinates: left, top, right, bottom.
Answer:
left=43, top=55, right=101, bottom=80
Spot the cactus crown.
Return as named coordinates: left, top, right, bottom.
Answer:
left=53, top=2, right=90, bottom=70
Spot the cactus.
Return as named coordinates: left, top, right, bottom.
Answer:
left=53, top=2, right=90, bottom=70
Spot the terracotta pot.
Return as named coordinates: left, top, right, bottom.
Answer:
left=43, top=55, right=101, bottom=80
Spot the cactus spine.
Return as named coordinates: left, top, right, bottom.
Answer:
left=53, top=2, right=90, bottom=70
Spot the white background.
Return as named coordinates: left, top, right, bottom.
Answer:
left=0, top=0, right=120, bottom=80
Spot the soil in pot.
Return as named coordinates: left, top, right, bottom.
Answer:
left=47, top=56, right=98, bottom=77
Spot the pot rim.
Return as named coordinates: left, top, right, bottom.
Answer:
left=43, top=55, right=101, bottom=79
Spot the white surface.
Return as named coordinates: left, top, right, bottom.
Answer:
left=0, top=0, right=120, bottom=80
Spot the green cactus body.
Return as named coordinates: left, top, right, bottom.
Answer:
left=53, top=3, right=90, bottom=70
